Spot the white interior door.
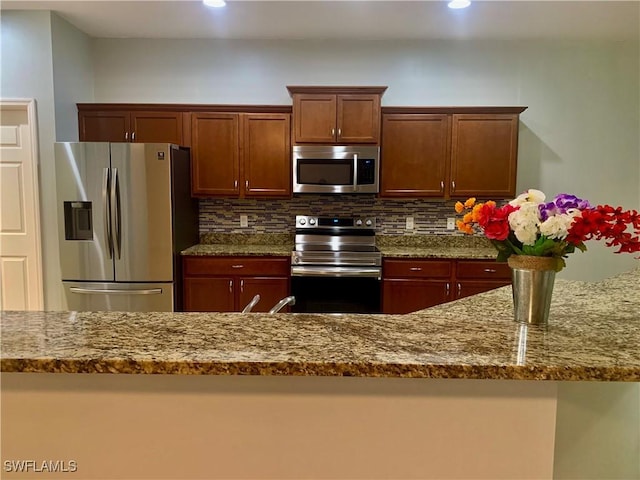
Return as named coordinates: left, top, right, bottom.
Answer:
left=0, top=99, right=43, bottom=310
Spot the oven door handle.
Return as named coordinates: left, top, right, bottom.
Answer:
left=352, top=153, right=358, bottom=192
left=291, top=265, right=381, bottom=279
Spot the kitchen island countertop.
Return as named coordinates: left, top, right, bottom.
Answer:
left=2, top=267, right=639, bottom=381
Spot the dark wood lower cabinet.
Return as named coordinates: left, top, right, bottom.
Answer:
left=382, top=279, right=450, bottom=314
left=182, top=256, right=290, bottom=312
left=382, top=258, right=512, bottom=314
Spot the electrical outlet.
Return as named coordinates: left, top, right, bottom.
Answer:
left=406, top=216, right=414, bottom=230
left=447, top=217, right=456, bottom=230
left=240, top=215, right=248, bottom=228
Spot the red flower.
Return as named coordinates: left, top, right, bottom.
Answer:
left=568, top=205, right=640, bottom=253
left=478, top=203, right=516, bottom=241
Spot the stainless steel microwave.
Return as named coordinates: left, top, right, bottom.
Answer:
left=292, top=145, right=380, bottom=194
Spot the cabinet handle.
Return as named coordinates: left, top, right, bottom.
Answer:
left=132, top=131, right=136, bottom=142
left=232, top=264, right=244, bottom=269
left=446, top=282, right=450, bottom=296
left=331, top=128, right=335, bottom=136
left=451, top=180, right=456, bottom=192
left=240, top=279, right=244, bottom=292
left=409, top=267, right=422, bottom=271
left=124, top=132, right=129, bottom=141
left=483, top=268, right=497, bottom=273
left=338, top=128, right=341, bottom=137
left=457, top=282, right=462, bottom=297
left=245, top=180, right=249, bottom=191
left=234, top=180, right=238, bottom=189
left=229, top=280, right=233, bottom=293
left=440, top=180, right=444, bottom=192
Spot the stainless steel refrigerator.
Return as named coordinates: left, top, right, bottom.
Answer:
left=55, top=142, right=198, bottom=312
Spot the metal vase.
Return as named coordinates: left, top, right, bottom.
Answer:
left=508, top=256, right=557, bottom=326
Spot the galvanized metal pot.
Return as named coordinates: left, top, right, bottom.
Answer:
left=507, top=255, right=557, bottom=326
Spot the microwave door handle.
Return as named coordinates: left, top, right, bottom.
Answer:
left=353, top=153, right=358, bottom=192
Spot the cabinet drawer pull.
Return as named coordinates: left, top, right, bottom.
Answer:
left=234, top=180, right=238, bottom=189
left=245, top=180, right=249, bottom=191
left=240, top=279, right=244, bottom=292
left=440, top=180, right=444, bottom=192
left=409, top=267, right=422, bottom=271
left=483, top=268, right=497, bottom=273
left=131, top=131, right=136, bottom=142
left=457, top=282, right=462, bottom=297
left=446, top=282, right=450, bottom=296
left=338, top=128, right=341, bottom=137
left=124, top=132, right=129, bottom=141
left=451, top=180, right=456, bottom=192
left=331, top=128, right=335, bottom=136
left=229, top=280, right=233, bottom=293
left=232, top=264, right=244, bottom=269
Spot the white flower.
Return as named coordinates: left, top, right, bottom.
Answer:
left=509, top=203, right=541, bottom=245
left=509, top=189, right=546, bottom=207
left=539, top=210, right=581, bottom=240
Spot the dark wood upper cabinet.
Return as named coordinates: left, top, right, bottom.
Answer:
left=380, top=114, right=450, bottom=197
left=243, top=114, right=291, bottom=197
left=191, top=113, right=240, bottom=197
left=380, top=106, right=526, bottom=199
left=191, top=111, right=291, bottom=198
left=288, top=86, right=387, bottom=144
left=450, top=113, right=520, bottom=198
left=77, top=105, right=185, bottom=144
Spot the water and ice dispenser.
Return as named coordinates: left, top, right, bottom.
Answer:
left=63, top=201, right=93, bottom=240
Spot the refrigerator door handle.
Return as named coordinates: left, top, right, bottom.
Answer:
left=111, top=167, right=122, bottom=259
left=69, top=287, right=164, bottom=295
left=102, top=168, right=113, bottom=259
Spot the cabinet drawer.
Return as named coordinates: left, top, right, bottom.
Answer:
left=383, top=259, right=452, bottom=279
left=183, top=256, right=290, bottom=276
left=456, top=260, right=511, bottom=280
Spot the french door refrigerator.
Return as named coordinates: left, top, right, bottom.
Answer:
left=55, top=142, right=198, bottom=312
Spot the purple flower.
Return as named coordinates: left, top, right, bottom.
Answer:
left=554, top=194, right=591, bottom=211
left=539, top=202, right=558, bottom=221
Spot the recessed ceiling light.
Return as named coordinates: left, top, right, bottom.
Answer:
left=203, top=0, right=226, bottom=7
left=448, top=0, right=471, bottom=9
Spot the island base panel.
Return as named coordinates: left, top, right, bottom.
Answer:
left=1, top=374, right=557, bottom=479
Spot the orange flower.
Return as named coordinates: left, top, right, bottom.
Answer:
left=462, top=212, right=473, bottom=223
left=471, top=203, right=484, bottom=222
left=464, top=197, right=476, bottom=208
left=454, top=201, right=465, bottom=213
left=456, top=220, right=474, bottom=234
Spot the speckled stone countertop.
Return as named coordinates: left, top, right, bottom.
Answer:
left=2, top=267, right=639, bottom=381
left=182, top=233, right=498, bottom=259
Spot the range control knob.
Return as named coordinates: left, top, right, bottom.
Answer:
left=294, top=257, right=300, bottom=264
left=309, top=218, right=316, bottom=225
left=365, top=219, right=373, bottom=227
left=299, top=218, right=306, bottom=225
left=356, top=219, right=363, bottom=226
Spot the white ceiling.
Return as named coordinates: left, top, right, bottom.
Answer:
left=2, top=0, right=639, bottom=41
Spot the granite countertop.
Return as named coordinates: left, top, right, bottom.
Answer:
left=2, top=268, right=639, bottom=381
left=182, top=233, right=499, bottom=259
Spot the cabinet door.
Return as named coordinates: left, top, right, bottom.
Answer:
left=243, top=114, right=291, bottom=198
left=450, top=114, right=519, bottom=198
left=183, top=277, right=235, bottom=312
left=191, top=113, right=239, bottom=196
left=292, top=94, right=337, bottom=143
left=382, top=279, right=450, bottom=314
left=79, top=110, right=130, bottom=142
left=380, top=114, right=450, bottom=197
left=455, top=280, right=511, bottom=300
left=337, top=94, right=381, bottom=144
left=131, top=111, right=184, bottom=144
left=239, top=277, right=290, bottom=313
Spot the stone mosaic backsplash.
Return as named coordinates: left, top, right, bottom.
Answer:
left=198, top=195, right=494, bottom=236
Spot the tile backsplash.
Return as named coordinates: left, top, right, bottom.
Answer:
left=199, top=195, right=491, bottom=236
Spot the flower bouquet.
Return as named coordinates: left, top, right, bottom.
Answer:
left=455, top=189, right=640, bottom=272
